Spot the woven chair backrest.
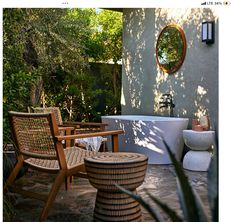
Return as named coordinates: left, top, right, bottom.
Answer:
left=32, top=107, right=63, bottom=126
left=9, top=111, right=58, bottom=159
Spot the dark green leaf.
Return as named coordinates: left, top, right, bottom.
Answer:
left=162, top=138, right=209, bottom=222
left=207, top=122, right=218, bottom=222
left=145, top=189, right=182, bottom=222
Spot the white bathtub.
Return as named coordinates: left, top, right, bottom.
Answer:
left=102, top=115, right=189, bottom=164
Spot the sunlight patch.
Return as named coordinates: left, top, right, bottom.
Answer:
left=134, top=139, right=164, bottom=154
left=197, top=85, right=207, bottom=96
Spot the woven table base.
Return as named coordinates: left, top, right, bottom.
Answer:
left=85, top=152, right=148, bottom=222
left=94, top=190, right=141, bottom=222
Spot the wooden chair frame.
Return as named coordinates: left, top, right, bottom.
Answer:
left=32, top=107, right=108, bottom=150
left=31, top=106, right=108, bottom=132
left=4, top=111, right=124, bottom=221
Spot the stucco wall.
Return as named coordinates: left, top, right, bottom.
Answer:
left=121, top=8, right=218, bottom=128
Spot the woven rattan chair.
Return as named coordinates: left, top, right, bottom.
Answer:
left=32, top=107, right=108, bottom=150
left=32, top=106, right=107, bottom=132
left=4, top=111, right=124, bottom=221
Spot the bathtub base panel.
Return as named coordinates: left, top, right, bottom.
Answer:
left=102, top=115, right=189, bottom=165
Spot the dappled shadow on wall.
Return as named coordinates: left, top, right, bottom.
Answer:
left=122, top=8, right=218, bottom=123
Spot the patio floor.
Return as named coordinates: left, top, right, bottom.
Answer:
left=6, top=165, right=210, bottom=222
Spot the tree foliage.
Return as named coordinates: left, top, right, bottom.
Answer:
left=85, top=9, right=122, bottom=103
left=3, top=8, right=123, bottom=143
left=85, top=9, right=122, bottom=63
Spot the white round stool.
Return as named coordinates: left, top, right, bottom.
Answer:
left=183, top=130, right=215, bottom=171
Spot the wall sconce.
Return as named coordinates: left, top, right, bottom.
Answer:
left=202, top=21, right=214, bottom=44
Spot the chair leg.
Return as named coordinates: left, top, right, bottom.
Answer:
left=65, top=176, right=70, bottom=190
left=39, top=170, right=66, bottom=221
left=102, top=141, right=107, bottom=152
left=64, top=176, right=74, bottom=190
left=4, top=156, right=24, bottom=191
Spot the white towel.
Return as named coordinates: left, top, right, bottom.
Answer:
left=75, top=136, right=107, bottom=152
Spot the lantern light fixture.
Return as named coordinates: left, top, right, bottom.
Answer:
left=202, top=21, right=214, bottom=44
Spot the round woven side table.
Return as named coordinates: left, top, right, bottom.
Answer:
left=84, top=152, right=148, bottom=222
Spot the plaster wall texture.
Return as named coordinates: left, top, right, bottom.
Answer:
left=121, top=8, right=218, bottom=128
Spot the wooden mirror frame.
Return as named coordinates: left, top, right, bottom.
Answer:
left=156, top=24, right=186, bottom=74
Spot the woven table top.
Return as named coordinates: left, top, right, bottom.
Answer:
left=85, top=152, right=148, bottom=165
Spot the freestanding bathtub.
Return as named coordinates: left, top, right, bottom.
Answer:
left=102, top=115, right=189, bottom=164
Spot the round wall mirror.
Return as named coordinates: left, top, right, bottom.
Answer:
left=156, top=24, right=186, bottom=74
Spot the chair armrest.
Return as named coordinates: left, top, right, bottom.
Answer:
left=56, top=130, right=124, bottom=141
left=63, top=121, right=108, bottom=127
left=58, top=126, right=75, bottom=131
left=56, top=129, right=124, bottom=152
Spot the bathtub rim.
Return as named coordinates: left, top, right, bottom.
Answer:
left=101, top=115, right=189, bottom=122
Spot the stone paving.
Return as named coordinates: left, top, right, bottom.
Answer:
left=6, top=165, right=210, bottom=222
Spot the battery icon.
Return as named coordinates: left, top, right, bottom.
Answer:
left=224, top=1, right=231, bottom=5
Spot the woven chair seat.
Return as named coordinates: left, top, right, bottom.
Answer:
left=25, top=147, right=100, bottom=171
